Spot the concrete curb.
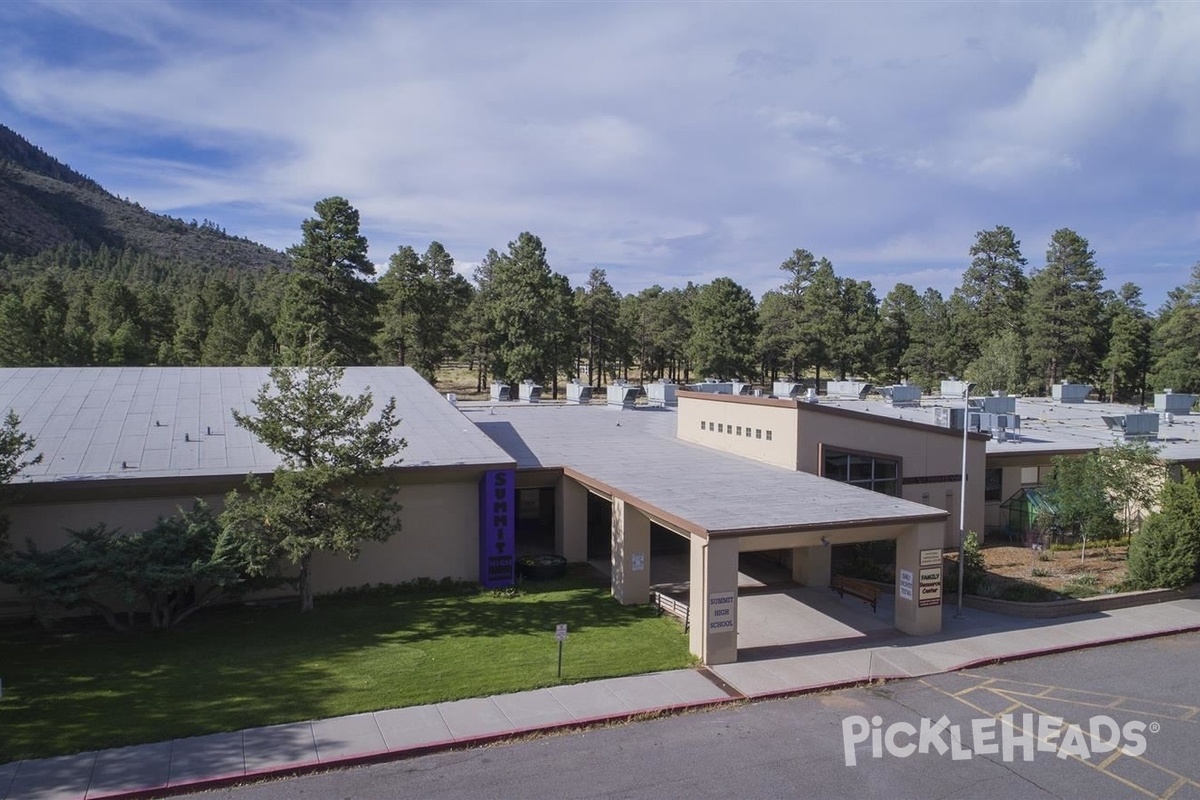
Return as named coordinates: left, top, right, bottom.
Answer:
left=84, top=695, right=746, bottom=800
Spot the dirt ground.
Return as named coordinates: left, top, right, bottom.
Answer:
left=979, top=541, right=1129, bottom=598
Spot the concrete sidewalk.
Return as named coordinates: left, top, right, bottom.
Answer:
left=4, top=598, right=1200, bottom=800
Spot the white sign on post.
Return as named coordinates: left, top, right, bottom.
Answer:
left=899, top=569, right=913, bottom=601
left=555, top=623, right=568, bottom=642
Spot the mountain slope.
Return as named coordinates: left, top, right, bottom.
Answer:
left=0, top=124, right=287, bottom=271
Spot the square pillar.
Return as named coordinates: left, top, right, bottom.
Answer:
left=555, top=476, right=588, bottom=562
left=792, top=544, right=831, bottom=587
left=688, top=535, right=739, bottom=665
left=894, top=520, right=945, bottom=636
left=611, top=497, right=650, bottom=605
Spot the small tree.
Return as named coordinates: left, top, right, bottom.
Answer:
left=0, top=410, right=42, bottom=550
left=1041, top=451, right=1122, bottom=545
left=220, top=353, right=406, bottom=611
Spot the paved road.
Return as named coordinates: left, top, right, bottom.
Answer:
left=185, top=633, right=1200, bottom=800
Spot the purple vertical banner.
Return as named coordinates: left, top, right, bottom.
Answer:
left=479, top=469, right=515, bottom=587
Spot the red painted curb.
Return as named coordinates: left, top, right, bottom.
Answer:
left=82, top=695, right=744, bottom=800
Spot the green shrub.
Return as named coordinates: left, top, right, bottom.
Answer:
left=1031, top=567, right=1052, bottom=578
left=1126, top=470, right=1200, bottom=590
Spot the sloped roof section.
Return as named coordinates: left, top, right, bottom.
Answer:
left=0, top=367, right=514, bottom=483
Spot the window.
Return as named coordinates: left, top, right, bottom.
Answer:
left=745, top=427, right=751, bottom=438
left=727, top=425, right=733, bottom=435
left=755, top=429, right=761, bottom=439
left=736, top=426, right=742, bottom=436
left=823, top=449, right=900, bottom=497
left=766, top=430, right=773, bottom=441
left=700, top=420, right=706, bottom=430
left=985, top=468, right=1002, bottom=502
left=718, top=423, right=723, bottom=433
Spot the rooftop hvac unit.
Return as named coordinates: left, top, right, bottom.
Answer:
left=1154, top=390, right=1195, bottom=415
left=489, top=382, right=514, bottom=402
left=879, top=384, right=921, bottom=407
left=733, top=381, right=755, bottom=396
left=934, top=406, right=966, bottom=430
left=518, top=379, right=542, bottom=403
left=827, top=380, right=873, bottom=399
left=606, top=379, right=640, bottom=409
left=686, top=380, right=733, bottom=394
left=940, top=379, right=971, bottom=399
left=772, top=381, right=805, bottom=398
left=976, top=394, right=1016, bottom=414
left=1051, top=382, right=1091, bottom=403
left=566, top=380, right=593, bottom=405
left=1101, top=412, right=1160, bottom=439
left=645, top=380, right=677, bottom=407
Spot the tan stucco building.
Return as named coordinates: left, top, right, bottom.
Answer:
left=14, top=369, right=1181, bottom=665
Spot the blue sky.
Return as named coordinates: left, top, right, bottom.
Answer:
left=1, top=0, right=1197, bottom=309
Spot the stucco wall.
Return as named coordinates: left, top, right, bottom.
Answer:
left=795, top=406, right=987, bottom=548
left=676, top=394, right=799, bottom=469
left=309, top=480, right=479, bottom=592
left=1, top=479, right=482, bottom=604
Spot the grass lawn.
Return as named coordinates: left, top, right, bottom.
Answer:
left=0, top=569, right=692, bottom=762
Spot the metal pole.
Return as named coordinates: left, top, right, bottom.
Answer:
left=956, top=384, right=971, bottom=618
left=557, top=640, right=563, bottom=678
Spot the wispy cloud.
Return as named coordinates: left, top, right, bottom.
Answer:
left=0, top=1, right=1197, bottom=307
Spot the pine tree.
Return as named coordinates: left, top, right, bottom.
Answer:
left=686, top=277, right=758, bottom=379
left=1102, top=283, right=1152, bottom=402
left=952, top=225, right=1028, bottom=363
left=275, top=197, right=379, bottom=365
left=1024, top=229, right=1106, bottom=392
left=1148, top=264, right=1200, bottom=393
left=220, top=348, right=406, bottom=612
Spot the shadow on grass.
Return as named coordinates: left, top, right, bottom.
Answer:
left=0, top=568, right=687, bottom=763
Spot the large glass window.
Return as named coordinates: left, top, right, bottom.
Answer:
left=985, top=468, right=1003, bottom=502
left=823, top=449, right=899, bottom=496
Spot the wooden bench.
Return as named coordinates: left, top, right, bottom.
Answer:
left=830, top=575, right=881, bottom=613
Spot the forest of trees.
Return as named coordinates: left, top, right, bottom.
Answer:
left=1, top=199, right=1198, bottom=401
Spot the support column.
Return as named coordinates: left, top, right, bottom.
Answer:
left=688, top=535, right=739, bottom=665
left=791, top=544, right=832, bottom=587
left=611, top=497, right=650, bottom=605
left=555, top=476, right=588, bottom=562
left=894, top=520, right=945, bottom=636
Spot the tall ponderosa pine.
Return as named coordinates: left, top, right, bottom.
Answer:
left=220, top=352, right=406, bottom=611
left=1102, top=283, right=1152, bottom=402
left=686, top=277, right=758, bottom=379
left=953, top=225, right=1028, bottom=363
left=1024, top=228, right=1106, bottom=392
left=877, top=283, right=922, bottom=384
left=479, top=233, right=576, bottom=389
left=1148, top=263, right=1200, bottom=393
left=377, top=242, right=472, bottom=382
left=576, top=268, right=621, bottom=386
left=275, top=197, right=379, bottom=365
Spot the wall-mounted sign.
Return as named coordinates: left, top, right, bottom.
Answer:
left=899, top=569, right=913, bottom=601
left=918, top=582, right=942, bottom=607
left=920, top=549, right=942, bottom=567
left=919, top=567, right=942, bottom=585
left=708, top=591, right=736, bottom=632
left=632, top=552, right=645, bottom=572
left=479, top=469, right=515, bottom=588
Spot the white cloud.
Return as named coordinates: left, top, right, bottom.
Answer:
left=0, top=0, right=1197, bottom=308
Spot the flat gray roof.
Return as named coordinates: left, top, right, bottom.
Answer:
left=0, top=367, right=514, bottom=483
left=812, top=394, right=1200, bottom=461
left=467, top=403, right=945, bottom=535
